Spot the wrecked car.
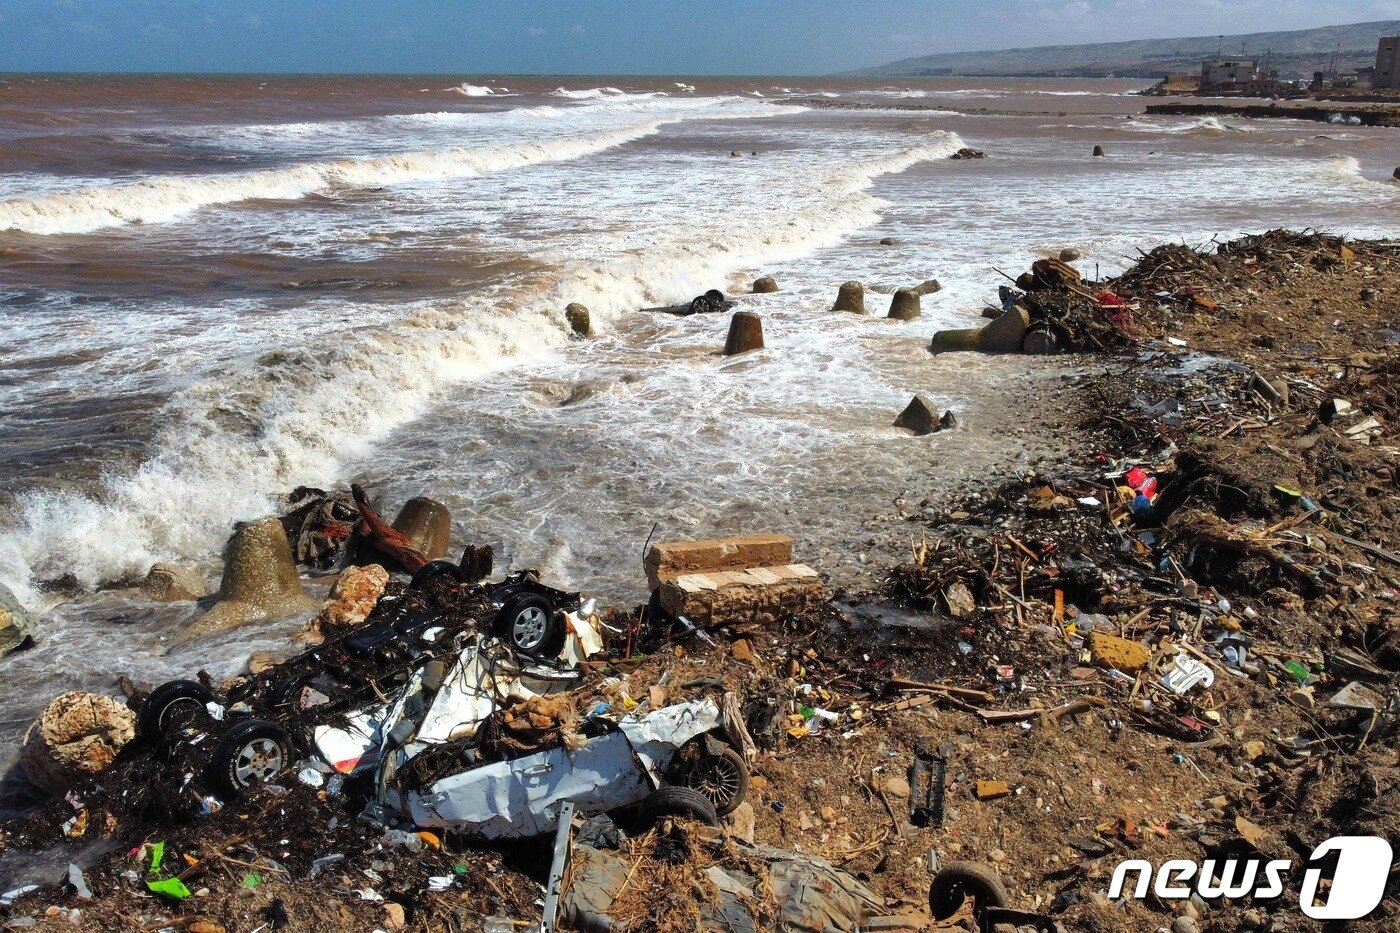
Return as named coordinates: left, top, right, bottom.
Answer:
left=137, top=570, right=607, bottom=798
left=382, top=696, right=750, bottom=840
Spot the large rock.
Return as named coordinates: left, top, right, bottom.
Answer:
left=659, top=564, right=825, bottom=628
left=887, top=289, right=920, bottom=321
left=0, top=583, right=36, bottom=656
left=307, top=564, right=389, bottom=641
left=140, top=563, right=208, bottom=602
left=391, top=497, right=451, bottom=560
left=752, top=276, right=779, bottom=294
left=723, top=311, right=765, bottom=356
left=170, top=518, right=318, bottom=648
left=913, top=279, right=942, bottom=296
left=21, top=692, right=137, bottom=794
left=646, top=534, right=794, bottom=590
left=833, top=281, right=866, bottom=314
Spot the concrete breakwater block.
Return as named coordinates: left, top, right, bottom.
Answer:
left=833, top=281, right=866, bottom=314
left=171, top=517, right=318, bottom=648
left=723, top=311, right=765, bottom=355
left=392, top=496, right=452, bottom=560
left=888, top=288, right=921, bottom=320
left=929, top=307, right=1029, bottom=355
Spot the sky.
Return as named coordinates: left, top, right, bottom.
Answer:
left=0, top=0, right=1397, bottom=75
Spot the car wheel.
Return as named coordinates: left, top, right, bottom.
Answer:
left=679, top=744, right=749, bottom=817
left=496, top=593, right=564, bottom=656
left=929, top=861, right=1010, bottom=920
left=139, top=680, right=215, bottom=741
left=208, top=718, right=294, bottom=798
left=411, top=559, right=466, bottom=591
left=637, top=786, right=719, bottom=829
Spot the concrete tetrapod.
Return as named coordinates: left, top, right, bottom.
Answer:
left=170, top=518, right=318, bottom=648
left=392, top=497, right=452, bottom=560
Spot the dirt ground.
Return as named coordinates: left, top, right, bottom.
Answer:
left=1, top=230, right=1397, bottom=932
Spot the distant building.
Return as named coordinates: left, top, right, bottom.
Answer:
left=1377, top=37, right=1400, bottom=89
left=1200, top=59, right=1259, bottom=93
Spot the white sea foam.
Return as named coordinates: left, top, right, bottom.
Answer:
left=553, top=86, right=664, bottom=101
left=453, top=83, right=499, bottom=97
left=0, top=100, right=769, bottom=235
left=0, top=130, right=964, bottom=604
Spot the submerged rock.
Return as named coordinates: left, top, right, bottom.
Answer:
left=752, top=276, right=779, bottom=294
left=0, top=583, right=36, bottom=656
left=21, top=692, right=137, bottom=794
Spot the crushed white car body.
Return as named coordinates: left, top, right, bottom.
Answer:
left=401, top=697, right=725, bottom=840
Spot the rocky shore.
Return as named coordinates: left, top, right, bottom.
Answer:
left=0, top=230, right=1396, bottom=932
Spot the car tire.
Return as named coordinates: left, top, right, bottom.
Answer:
left=208, top=718, right=294, bottom=799
left=411, top=559, right=466, bottom=591
left=679, top=744, right=749, bottom=817
left=139, top=680, right=215, bottom=741
left=638, top=786, right=720, bottom=829
left=496, top=593, right=564, bottom=656
left=929, top=861, right=1010, bottom=920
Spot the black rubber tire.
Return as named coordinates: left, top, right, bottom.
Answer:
left=679, top=744, right=749, bottom=817
left=929, top=861, right=1011, bottom=920
left=496, top=593, right=565, bottom=656
left=139, top=680, right=215, bottom=740
left=637, top=786, right=720, bottom=829
left=411, top=559, right=466, bottom=591
left=208, top=718, right=294, bottom=799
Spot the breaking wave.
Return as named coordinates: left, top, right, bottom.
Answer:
left=552, top=87, right=664, bottom=101
left=0, top=131, right=965, bottom=604
left=453, top=83, right=505, bottom=97
left=0, top=104, right=757, bottom=236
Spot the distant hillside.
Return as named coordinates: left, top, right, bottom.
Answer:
left=851, top=20, right=1398, bottom=79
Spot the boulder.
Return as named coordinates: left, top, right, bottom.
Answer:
left=950, top=147, right=986, bottom=160
left=1393, top=167, right=1400, bottom=181
left=1093, top=145, right=1106, bottom=157
left=308, top=564, right=390, bottom=640
left=140, top=563, right=208, bottom=602
left=833, top=281, right=866, bottom=314
left=0, top=583, right=36, bottom=656
left=391, top=497, right=452, bottom=560
left=564, top=303, right=592, bottom=339
left=170, top=518, right=318, bottom=648
left=1058, top=248, right=1082, bottom=262
left=879, top=236, right=898, bottom=246
left=887, top=289, right=920, bottom=320
left=893, top=395, right=940, bottom=436
left=752, top=276, right=779, bottom=294
left=723, top=311, right=765, bottom=356
left=913, top=279, right=942, bottom=296
left=21, top=692, right=137, bottom=794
